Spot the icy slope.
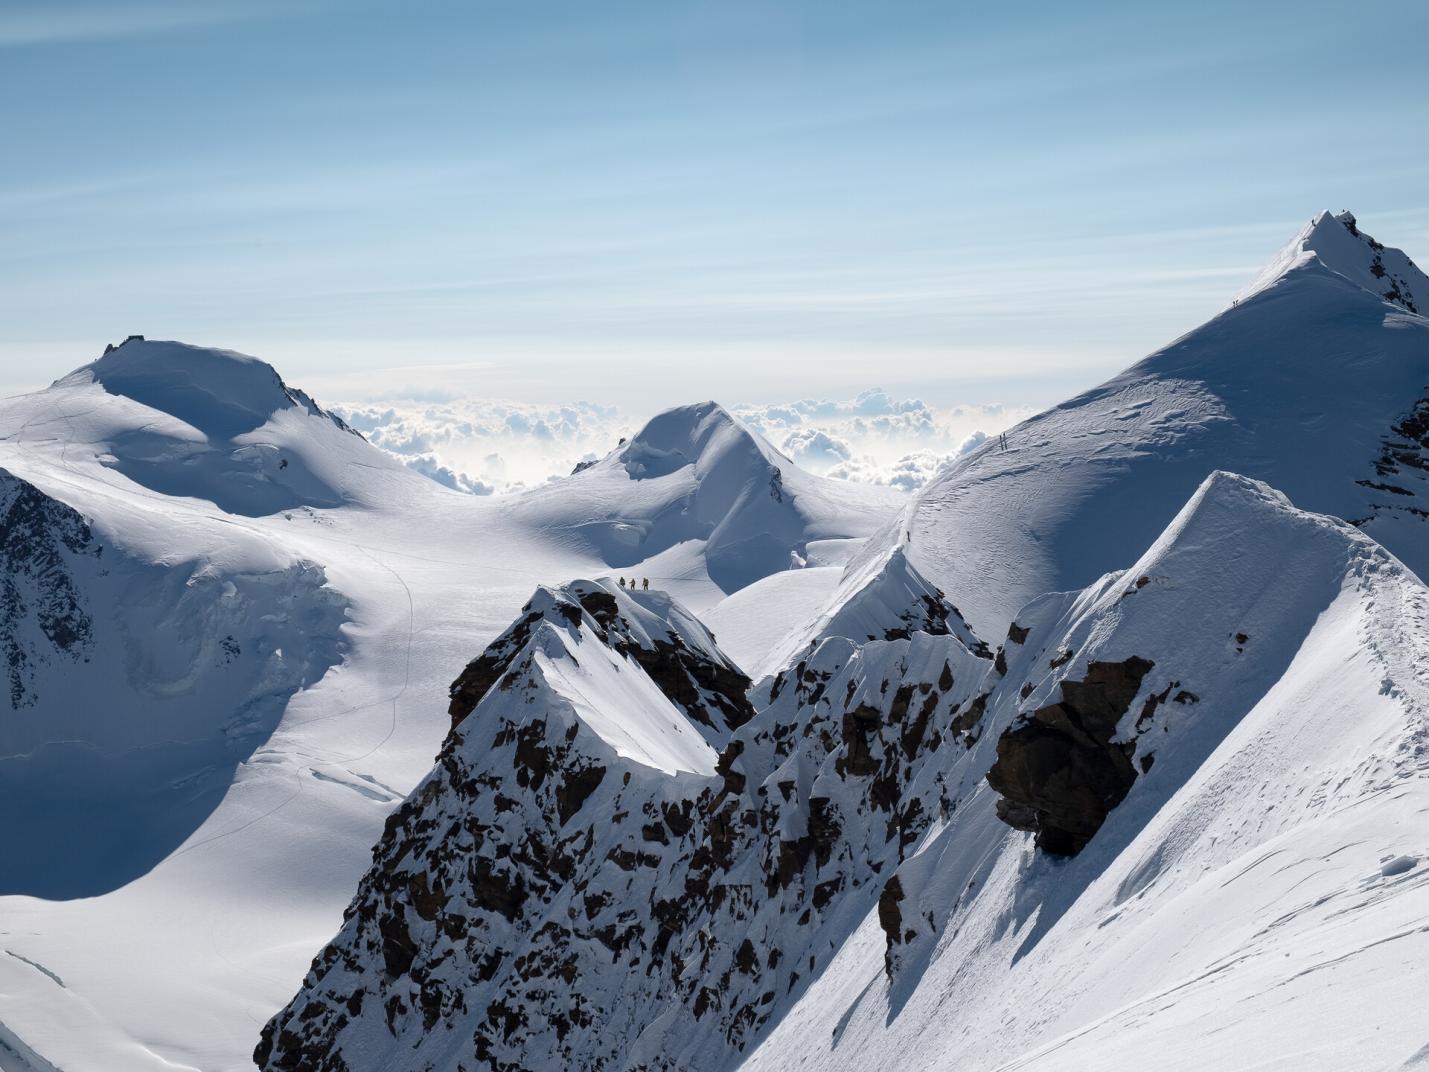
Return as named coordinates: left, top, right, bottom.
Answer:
left=509, top=401, right=902, bottom=596
left=893, top=210, right=1429, bottom=638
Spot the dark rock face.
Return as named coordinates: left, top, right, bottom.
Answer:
left=0, top=469, right=100, bottom=708
left=1354, top=393, right=1429, bottom=530
left=985, top=657, right=1154, bottom=856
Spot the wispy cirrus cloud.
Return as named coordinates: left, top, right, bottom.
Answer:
left=0, top=2, right=317, bottom=48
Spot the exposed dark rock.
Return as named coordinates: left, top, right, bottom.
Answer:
left=877, top=874, right=904, bottom=979
left=986, top=657, right=1155, bottom=856
left=0, top=468, right=101, bottom=708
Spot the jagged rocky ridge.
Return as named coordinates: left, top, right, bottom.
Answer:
left=257, top=572, right=997, bottom=1070
left=258, top=469, right=1428, bottom=1071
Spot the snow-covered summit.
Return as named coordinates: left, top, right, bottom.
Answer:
left=57, top=337, right=359, bottom=441
left=760, top=532, right=990, bottom=679
left=511, top=400, right=902, bottom=599
left=1237, top=209, right=1427, bottom=313
left=611, top=400, right=785, bottom=480
left=18, top=338, right=422, bottom=518
left=894, top=211, right=1429, bottom=638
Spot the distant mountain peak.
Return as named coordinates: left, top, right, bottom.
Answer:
left=612, top=399, right=782, bottom=481
left=1238, top=209, right=1427, bottom=313
left=57, top=338, right=359, bottom=441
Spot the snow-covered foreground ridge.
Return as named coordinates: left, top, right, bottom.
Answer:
left=261, top=471, right=1429, bottom=1072
left=3, top=209, right=1429, bottom=1071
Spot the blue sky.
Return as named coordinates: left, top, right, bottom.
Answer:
left=3, top=0, right=1427, bottom=408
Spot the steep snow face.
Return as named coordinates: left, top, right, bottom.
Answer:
left=0, top=465, right=348, bottom=899
left=447, top=578, right=755, bottom=759
left=1238, top=210, right=1428, bottom=313
left=510, top=402, right=902, bottom=598
left=896, top=211, right=1429, bottom=637
left=745, top=472, right=1429, bottom=1072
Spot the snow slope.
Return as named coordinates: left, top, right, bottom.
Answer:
left=261, top=469, right=1429, bottom=1072
left=0, top=465, right=345, bottom=899
left=0, top=341, right=903, bottom=1071
left=747, top=471, right=1429, bottom=1072
left=892, top=210, right=1429, bottom=638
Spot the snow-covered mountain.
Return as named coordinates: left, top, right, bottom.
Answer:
left=4, top=210, right=1429, bottom=1072
left=509, top=400, right=901, bottom=595
left=888, top=210, right=1429, bottom=639
left=0, top=463, right=344, bottom=899
left=0, top=340, right=902, bottom=1070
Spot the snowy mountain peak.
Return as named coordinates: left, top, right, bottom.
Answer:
left=520, top=399, right=900, bottom=596
left=762, top=537, right=991, bottom=680
left=612, top=399, right=784, bottom=481
left=447, top=577, right=755, bottom=753
left=56, top=338, right=359, bottom=441
left=1238, top=209, right=1427, bottom=313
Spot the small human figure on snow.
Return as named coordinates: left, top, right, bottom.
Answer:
left=642, top=577, right=649, bottom=591
left=618, top=577, right=626, bottom=588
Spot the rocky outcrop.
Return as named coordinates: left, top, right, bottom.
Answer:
left=448, top=581, right=754, bottom=741
left=985, top=657, right=1154, bottom=855
left=0, top=468, right=100, bottom=708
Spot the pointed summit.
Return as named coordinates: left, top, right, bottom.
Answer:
left=612, top=400, right=786, bottom=481
left=515, top=400, right=901, bottom=599
left=1238, top=209, right=1427, bottom=313
left=895, top=211, right=1429, bottom=638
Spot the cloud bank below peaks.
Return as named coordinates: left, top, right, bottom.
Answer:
left=331, top=388, right=1032, bottom=497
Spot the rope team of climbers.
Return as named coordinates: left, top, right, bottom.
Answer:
left=618, top=576, right=650, bottom=591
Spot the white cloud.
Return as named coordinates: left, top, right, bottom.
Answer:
left=735, top=389, right=1031, bottom=491
left=329, top=387, right=1031, bottom=496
